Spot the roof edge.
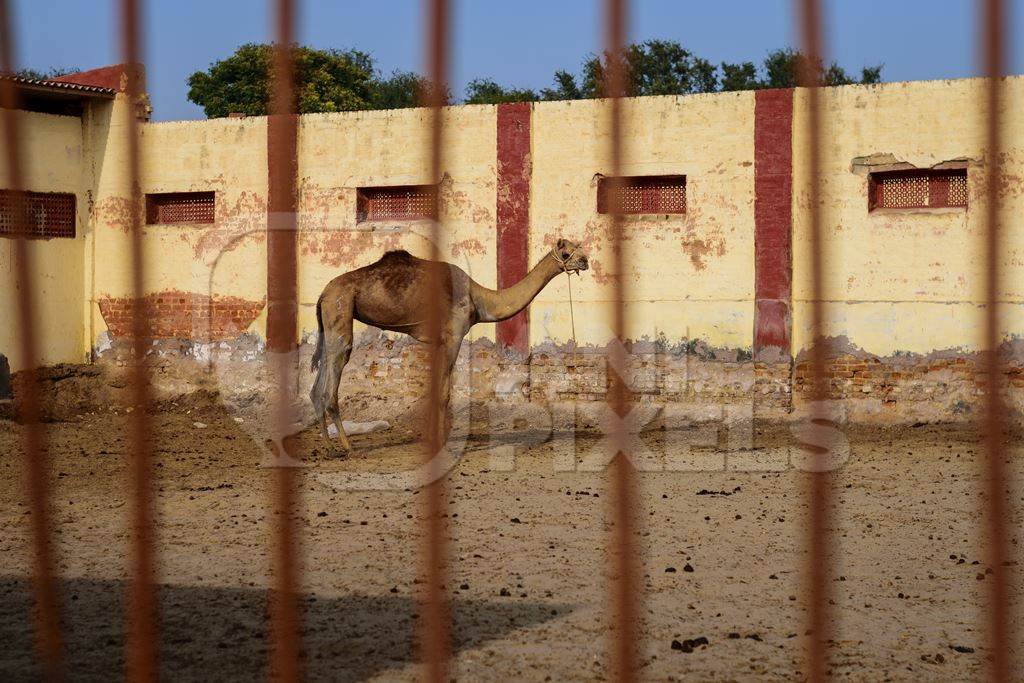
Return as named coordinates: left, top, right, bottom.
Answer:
left=52, top=63, right=144, bottom=94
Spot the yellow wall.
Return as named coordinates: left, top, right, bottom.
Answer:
left=791, top=78, right=1024, bottom=357
left=0, top=110, right=85, bottom=371
left=294, top=106, right=498, bottom=342
left=5, top=76, right=1024, bottom=372
left=87, top=105, right=499, bottom=344
left=530, top=93, right=756, bottom=348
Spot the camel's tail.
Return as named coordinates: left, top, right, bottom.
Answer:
left=309, top=296, right=328, bottom=415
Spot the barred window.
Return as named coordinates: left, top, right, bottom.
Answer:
left=145, top=191, right=216, bottom=225
left=0, top=190, right=76, bottom=239
left=357, top=184, right=438, bottom=222
left=597, top=175, right=686, bottom=215
left=869, top=169, right=968, bottom=211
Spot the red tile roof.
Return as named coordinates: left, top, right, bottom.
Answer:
left=0, top=72, right=116, bottom=97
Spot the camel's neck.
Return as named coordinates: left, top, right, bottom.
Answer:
left=471, top=253, right=564, bottom=323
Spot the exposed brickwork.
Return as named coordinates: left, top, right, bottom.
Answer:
left=81, top=329, right=1024, bottom=425
left=333, top=338, right=1024, bottom=424
left=753, top=89, right=794, bottom=358
left=98, top=291, right=264, bottom=340
left=793, top=353, right=1024, bottom=414
left=496, top=102, right=532, bottom=354
left=340, top=335, right=786, bottom=410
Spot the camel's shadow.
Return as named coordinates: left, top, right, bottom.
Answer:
left=0, top=576, right=569, bottom=681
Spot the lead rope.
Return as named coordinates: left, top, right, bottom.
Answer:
left=567, top=271, right=578, bottom=368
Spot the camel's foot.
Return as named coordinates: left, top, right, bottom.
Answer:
left=326, top=418, right=355, bottom=454
left=328, top=443, right=353, bottom=458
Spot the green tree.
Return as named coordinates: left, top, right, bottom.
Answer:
left=540, top=70, right=582, bottom=101
left=859, top=65, right=883, bottom=85
left=753, top=48, right=882, bottom=88
left=464, top=78, right=539, bottom=104
left=15, top=67, right=76, bottom=80
left=578, top=39, right=718, bottom=98
left=188, top=43, right=376, bottom=117
left=371, top=70, right=450, bottom=109
left=719, top=61, right=760, bottom=92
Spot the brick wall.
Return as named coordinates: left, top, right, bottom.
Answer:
left=98, top=290, right=264, bottom=341
left=793, top=352, right=1024, bottom=413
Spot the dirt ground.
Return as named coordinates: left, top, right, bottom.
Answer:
left=0, top=393, right=1021, bottom=681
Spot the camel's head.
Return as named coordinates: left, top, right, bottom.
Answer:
left=552, top=238, right=589, bottom=274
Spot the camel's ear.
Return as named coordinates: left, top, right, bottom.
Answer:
left=556, top=238, right=566, bottom=250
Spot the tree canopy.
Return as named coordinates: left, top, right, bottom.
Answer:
left=465, top=41, right=882, bottom=104
left=187, top=40, right=883, bottom=117
left=187, top=43, right=445, bottom=118
left=14, top=67, right=77, bottom=81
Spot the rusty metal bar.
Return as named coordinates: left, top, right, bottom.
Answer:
left=603, top=0, right=639, bottom=680
left=795, top=0, right=832, bottom=681
left=981, top=0, right=1012, bottom=679
left=420, top=0, right=451, bottom=680
left=267, top=0, right=302, bottom=679
left=118, top=0, right=159, bottom=680
left=0, top=1, right=63, bottom=678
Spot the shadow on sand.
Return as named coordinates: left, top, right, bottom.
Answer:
left=0, top=575, right=569, bottom=681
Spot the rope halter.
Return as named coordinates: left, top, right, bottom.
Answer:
left=553, top=243, right=583, bottom=275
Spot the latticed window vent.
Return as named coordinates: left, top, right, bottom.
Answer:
left=357, top=184, right=438, bottom=222
left=145, top=191, right=216, bottom=225
left=0, top=190, right=76, bottom=239
left=597, top=175, right=687, bottom=215
left=869, top=169, right=968, bottom=211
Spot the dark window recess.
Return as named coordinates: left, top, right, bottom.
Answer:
left=869, top=169, right=968, bottom=211
left=357, top=185, right=438, bottom=222
left=146, top=191, right=216, bottom=224
left=0, top=189, right=76, bottom=238
left=597, top=175, right=686, bottom=215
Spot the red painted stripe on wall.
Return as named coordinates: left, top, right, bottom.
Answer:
left=753, top=89, right=794, bottom=357
left=495, top=102, right=532, bottom=354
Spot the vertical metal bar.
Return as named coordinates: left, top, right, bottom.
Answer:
left=119, top=0, right=158, bottom=680
left=603, top=0, right=638, bottom=680
left=0, top=2, right=63, bottom=678
left=981, top=1, right=1011, bottom=679
left=267, top=0, right=301, bottom=680
left=795, top=1, right=832, bottom=681
left=421, top=0, right=451, bottom=680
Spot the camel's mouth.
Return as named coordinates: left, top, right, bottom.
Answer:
left=555, top=246, right=588, bottom=274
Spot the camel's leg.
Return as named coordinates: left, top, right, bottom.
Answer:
left=318, top=292, right=355, bottom=453
left=437, top=336, right=463, bottom=445
left=326, top=338, right=354, bottom=453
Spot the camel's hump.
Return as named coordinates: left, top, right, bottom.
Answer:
left=380, top=249, right=414, bottom=261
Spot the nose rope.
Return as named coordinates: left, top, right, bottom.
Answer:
left=553, top=245, right=581, bottom=366
left=567, top=271, right=578, bottom=368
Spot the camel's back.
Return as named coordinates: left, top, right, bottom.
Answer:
left=342, top=250, right=471, bottom=326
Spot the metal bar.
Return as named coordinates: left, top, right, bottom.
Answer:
left=118, top=0, right=159, bottom=680
left=795, top=1, right=832, bottom=681
left=603, top=0, right=638, bottom=680
left=267, top=0, right=301, bottom=679
left=421, top=0, right=451, bottom=680
left=0, top=2, right=63, bottom=678
left=981, top=1, right=1011, bottom=679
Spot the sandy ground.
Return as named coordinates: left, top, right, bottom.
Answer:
left=0, top=397, right=1021, bottom=681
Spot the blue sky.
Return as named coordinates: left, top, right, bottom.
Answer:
left=11, top=0, right=1024, bottom=121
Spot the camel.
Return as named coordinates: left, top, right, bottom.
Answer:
left=310, top=238, right=588, bottom=452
